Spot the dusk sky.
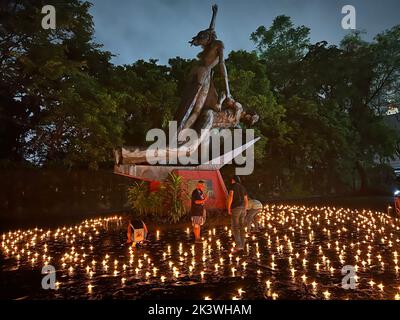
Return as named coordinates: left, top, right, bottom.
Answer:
left=89, top=0, right=400, bottom=65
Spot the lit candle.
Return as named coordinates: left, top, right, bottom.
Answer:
left=323, top=290, right=331, bottom=299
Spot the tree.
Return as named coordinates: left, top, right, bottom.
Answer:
left=110, top=60, right=179, bottom=146
left=338, top=31, right=398, bottom=191
left=251, top=16, right=398, bottom=194
left=251, top=15, right=310, bottom=95
left=0, top=0, right=124, bottom=169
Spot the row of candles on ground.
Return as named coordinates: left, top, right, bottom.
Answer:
left=2, top=205, right=400, bottom=299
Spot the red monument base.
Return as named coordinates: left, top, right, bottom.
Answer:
left=114, top=164, right=227, bottom=210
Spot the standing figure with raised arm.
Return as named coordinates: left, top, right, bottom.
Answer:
left=175, top=4, right=233, bottom=135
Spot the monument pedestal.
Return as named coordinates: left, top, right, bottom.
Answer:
left=114, top=164, right=228, bottom=210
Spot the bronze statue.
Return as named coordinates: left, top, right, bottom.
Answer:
left=174, top=4, right=233, bottom=134
left=115, top=4, right=259, bottom=165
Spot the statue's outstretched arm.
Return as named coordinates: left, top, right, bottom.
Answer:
left=209, top=4, right=218, bottom=30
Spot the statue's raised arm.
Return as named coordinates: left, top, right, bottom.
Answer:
left=209, top=4, right=218, bottom=30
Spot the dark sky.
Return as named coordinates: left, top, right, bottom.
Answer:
left=89, top=0, right=400, bottom=66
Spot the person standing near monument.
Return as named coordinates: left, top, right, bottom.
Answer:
left=191, top=181, right=208, bottom=243
left=227, top=175, right=248, bottom=253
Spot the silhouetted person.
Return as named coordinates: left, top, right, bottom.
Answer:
left=227, top=175, right=248, bottom=252
left=191, top=180, right=208, bottom=243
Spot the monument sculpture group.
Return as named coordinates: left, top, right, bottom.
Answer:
left=114, top=5, right=260, bottom=209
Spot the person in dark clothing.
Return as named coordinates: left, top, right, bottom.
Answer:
left=227, top=175, right=248, bottom=252
left=191, top=180, right=208, bottom=243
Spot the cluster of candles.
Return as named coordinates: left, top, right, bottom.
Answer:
left=1, top=205, right=400, bottom=300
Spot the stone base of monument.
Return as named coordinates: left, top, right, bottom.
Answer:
left=114, top=164, right=228, bottom=210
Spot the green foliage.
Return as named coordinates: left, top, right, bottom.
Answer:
left=110, top=60, right=179, bottom=145
left=162, top=173, right=189, bottom=223
left=127, top=173, right=188, bottom=223
left=250, top=16, right=398, bottom=195
left=251, top=15, right=310, bottom=93
left=127, top=181, right=162, bottom=218
left=0, top=0, right=124, bottom=169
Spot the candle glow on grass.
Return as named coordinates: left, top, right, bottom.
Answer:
left=1, top=205, right=400, bottom=299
